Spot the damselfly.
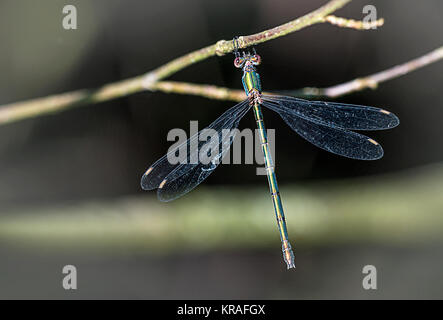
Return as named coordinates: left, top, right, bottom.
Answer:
left=141, top=41, right=399, bottom=269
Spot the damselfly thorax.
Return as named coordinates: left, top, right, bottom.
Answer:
left=235, top=52, right=264, bottom=106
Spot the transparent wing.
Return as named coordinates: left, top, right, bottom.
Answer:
left=262, top=100, right=384, bottom=160
left=141, top=99, right=251, bottom=201
left=262, top=95, right=399, bottom=130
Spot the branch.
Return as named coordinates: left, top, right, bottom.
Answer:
left=0, top=0, right=359, bottom=126
left=306, top=45, right=443, bottom=98
left=2, top=45, right=441, bottom=126
left=150, top=81, right=246, bottom=102
left=322, top=15, right=384, bottom=30
left=145, top=0, right=353, bottom=81
left=145, top=46, right=443, bottom=101
left=0, top=78, right=143, bottom=125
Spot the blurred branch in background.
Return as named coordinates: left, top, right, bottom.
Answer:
left=0, top=0, right=388, bottom=126
left=1, top=164, right=443, bottom=253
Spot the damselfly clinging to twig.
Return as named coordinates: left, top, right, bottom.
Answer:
left=141, top=38, right=399, bottom=269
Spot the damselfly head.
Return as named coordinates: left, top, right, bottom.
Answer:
left=233, top=53, right=261, bottom=69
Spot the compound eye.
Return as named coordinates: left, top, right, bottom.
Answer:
left=234, top=57, right=243, bottom=68
left=252, top=54, right=261, bottom=65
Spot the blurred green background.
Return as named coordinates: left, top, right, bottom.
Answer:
left=0, top=0, right=442, bottom=299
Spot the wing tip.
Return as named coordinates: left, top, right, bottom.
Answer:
left=391, top=113, right=400, bottom=128
left=380, top=108, right=400, bottom=129
left=346, top=139, right=384, bottom=160
left=367, top=140, right=384, bottom=160
left=140, top=179, right=150, bottom=190
left=374, top=148, right=384, bottom=160
left=140, top=167, right=154, bottom=190
left=159, top=179, right=167, bottom=189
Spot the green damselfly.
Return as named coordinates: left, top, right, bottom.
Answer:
left=141, top=40, right=399, bottom=269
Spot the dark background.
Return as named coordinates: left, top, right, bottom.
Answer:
left=0, top=0, right=442, bottom=299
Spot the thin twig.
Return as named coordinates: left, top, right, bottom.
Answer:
left=322, top=15, right=384, bottom=30
left=0, top=78, right=143, bottom=125
left=304, top=45, right=443, bottom=98
left=1, top=45, right=442, bottom=126
left=144, top=0, right=352, bottom=82
left=150, top=82, right=246, bottom=102
left=146, top=46, right=443, bottom=101
left=0, top=0, right=359, bottom=126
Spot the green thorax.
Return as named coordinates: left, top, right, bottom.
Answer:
left=242, top=69, right=261, bottom=95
